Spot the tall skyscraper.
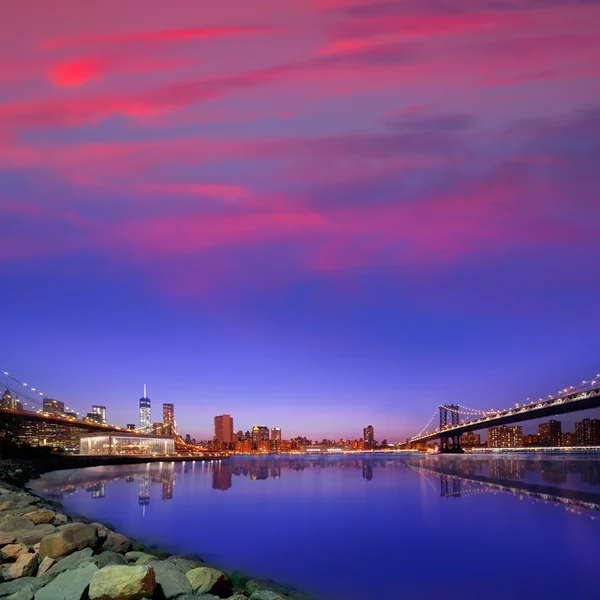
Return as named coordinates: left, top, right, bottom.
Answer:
left=163, top=403, right=175, bottom=435
left=539, top=420, right=561, bottom=447
left=43, top=398, right=65, bottom=415
left=271, top=427, right=282, bottom=441
left=364, top=425, right=374, bottom=444
left=139, top=385, right=151, bottom=433
left=214, top=415, right=234, bottom=445
left=252, top=425, right=269, bottom=447
left=1, top=389, right=15, bottom=410
left=92, top=405, right=106, bottom=424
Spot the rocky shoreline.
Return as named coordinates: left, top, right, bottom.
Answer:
left=0, top=459, right=314, bottom=600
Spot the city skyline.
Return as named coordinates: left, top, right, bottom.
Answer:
left=2, top=0, right=600, bottom=441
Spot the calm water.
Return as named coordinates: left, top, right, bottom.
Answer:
left=28, top=454, right=600, bottom=600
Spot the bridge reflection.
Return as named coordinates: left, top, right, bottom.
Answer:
left=29, top=456, right=600, bottom=519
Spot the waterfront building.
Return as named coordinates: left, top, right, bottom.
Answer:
left=575, top=419, right=600, bottom=446
left=214, top=414, right=234, bottom=445
left=126, top=424, right=136, bottom=431
left=461, top=432, right=481, bottom=448
left=86, top=412, right=102, bottom=424
left=252, top=425, right=269, bottom=447
left=562, top=432, right=577, bottom=446
left=539, top=420, right=561, bottom=447
left=235, top=430, right=244, bottom=442
left=80, top=432, right=174, bottom=455
left=184, top=433, right=192, bottom=444
left=257, top=439, right=270, bottom=453
left=91, top=405, right=106, bottom=424
left=139, top=385, right=151, bottom=433
left=163, top=403, right=175, bottom=435
left=271, top=427, right=282, bottom=442
left=364, top=425, right=374, bottom=444
left=234, top=438, right=253, bottom=453
left=488, top=426, right=523, bottom=448
left=43, top=398, right=65, bottom=415
left=244, top=430, right=252, bottom=440
left=522, top=434, right=540, bottom=447
left=40, top=398, right=69, bottom=447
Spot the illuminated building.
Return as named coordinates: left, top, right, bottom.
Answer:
left=1, top=389, right=15, bottom=410
left=257, top=439, right=270, bottom=453
left=539, top=420, right=561, bottom=447
left=86, top=412, right=102, bottom=424
left=43, top=398, right=64, bottom=415
left=460, top=432, right=481, bottom=448
left=184, top=434, right=192, bottom=444
left=163, top=403, right=175, bottom=435
left=80, top=433, right=174, bottom=455
left=271, top=428, right=282, bottom=442
left=139, top=385, right=151, bottom=433
left=364, top=425, right=374, bottom=446
left=575, top=419, right=600, bottom=446
left=252, top=425, right=269, bottom=447
left=40, top=398, right=69, bottom=447
left=126, top=424, right=136, bottom=431
left=488, top=426, right=523, bottom=448
left=214, top=415, right=234, bottom=446
left=234, top=438, right=253, bottom=453
left=522, top=434, right=540, bottom=447
left=152, top=422, right=167, bottom=435
left=235, top=430, right=244, bottom=441
left=92, top=405, right=106, bottom=424
left=562, top=432, right=577, bottom=446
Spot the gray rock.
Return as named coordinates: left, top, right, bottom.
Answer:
left=5, top=585, right=36, bottom=600
left=230, top=571, right=250, bottom=591
left=226, top=595, right=249, bottom=600
left=36, top=557, right=55, bottom=577
left=0, top=517, right=34, bottom=534
left=51, top=515, right=67, bottom=526
left=1, top=553, right=38, bottom=581
left=94, top=551, right=126, bottom=569
left=0, top=496, right=37, bottom=513
left=34, top=562, right=98, bottom=600
left=1, top=544, right=28, bottom=561
left=45, top=548, right=94, bottom=577
left=102, top=533, right=132, bottom=554
left=249, top=593, right=287, bottom=600
left=0, top=533, right=16, bottom=547
left=186, top=567, right=232, bottom=598
left=17, top=525, right=55, bottom=547
left=0, top=578, right=44, bottom=599
left=38, top=524, right=97, bottom=559
left=88, top=565, right=156, bottom=600
left=167, top=557, right=204, bottom=574
left=124, top=551, right=153, bottom=564
left=135, top=555, right=160, bottom=566
left=151, top=561, right=193, bottom=599
left=246, top=581, right=289, bottom=596
left=22, top=513, right=54, bottom=527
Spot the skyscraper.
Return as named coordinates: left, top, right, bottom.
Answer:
left=252, top=425, right=269, bottom=447
left=1, top=389, right=15, bottom=410
left=271, top=427, right=282, bottom=441
left=163, top=403, right=175, bottom=435
left=139, top=385, right=151, bottom=433
left=92, top=405, right=106, bottom=424
left=364, top=425, right=374, bottom=448
left=43, top=398, right=65, bottom=415
left=214, top=415, right=234, bottom=446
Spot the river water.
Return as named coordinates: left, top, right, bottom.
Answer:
left=28, top=454, right=600, bottom=600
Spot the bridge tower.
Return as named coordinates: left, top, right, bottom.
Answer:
left=439, top=404, right=464, bottom=454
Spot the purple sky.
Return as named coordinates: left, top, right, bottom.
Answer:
left=1, top=0, right=600, bottom=441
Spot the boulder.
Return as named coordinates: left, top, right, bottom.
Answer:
left=45, top=549, right=94, bottom=577
left=38, top=524, right=97, bottom=559
left=88, top=565, right=156, bottom=600
left=0, top=577, right=45, bottom=598
left=249, top=593, right=287, bottom=600
left=124, top=552, right=153, bottom=564
left=34, top=562, right=98, bottom=600
left=36, top=557, right=55, bottom=577
left=246, top=581, right=289, bottom=596
left=5, top=584, right=36, bottom=600
left=22, top=512, right=54, bottom=527
left=18, top=525, right=56, bottom=547
left=134, top=555, right=160, bottom=566
left=0, top=496, right=37, bottom=513
left=167, top=557, right=204, bottom=574
left=230, top=571, right=250, bottom=590
left=51, top=515, right=67, bottom=526
left=151, top=561, right=193, bottom=599
left=186, top=567, right=232, bottom=598
left=227, top=595, right=250, bottom=600
left=102, top=533, right=132, bottom=554
left=0, top=517, right=33, bottom=534
left=94, top=551, right=126, bottom=569
left=0, top=533, right=16, bottom=547
left=1, top=553, right=38, bottom=581
left=1, top=544, right=28, bottom=561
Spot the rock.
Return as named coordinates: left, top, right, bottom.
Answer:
left=230, top=572, right=250, bottom=590
left=186, top=567, right=232, bottom=598
left=51, top=515, right=67, bottom=526
left=38, top=524, right=97, bottom=559
left=1, top=553, right=38, bottom=581
left=31, top=546, right=39, bottom=553
left=94, top=551, right=126, bottom=569
left=88, top=565, right=156, bottom=600
left=0, top=517, right=33, bottom=534
left=1, top=544, right=28, bottom=561
left=91, top=524, right=108, bottom=540
left=18, top=526, right=55, bottom=547
left=0, top=534, right=16, bottom=547
left=124, top=552, right=153, bottom=564
left=5, top=585, right=36, bottom=600
left=0, top=578, right=45, bottom=598
left=0, top=496, right=37, bottom=513
left=34, top=562, right=98, bottom=600
left=167, top=557, right=204, bottom=574
left=45, top=548, right=94, bottom=577
left=249, top=593, right=287, bottom=600
left=227, top=595, right=250, bottom=600
left=246, top=581, right=289, bottom=596
left=102, top=533, right=132, bottom=554
left=134, top=555, right=160, bottom=566
left=36, top=558, right=55, bottom=577
left=22, top=512, right=54, bottom=527
left=151, top=561, right=193, bottom=599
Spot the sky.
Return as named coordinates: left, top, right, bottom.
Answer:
left=1, top=0, right=599, bottom=442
